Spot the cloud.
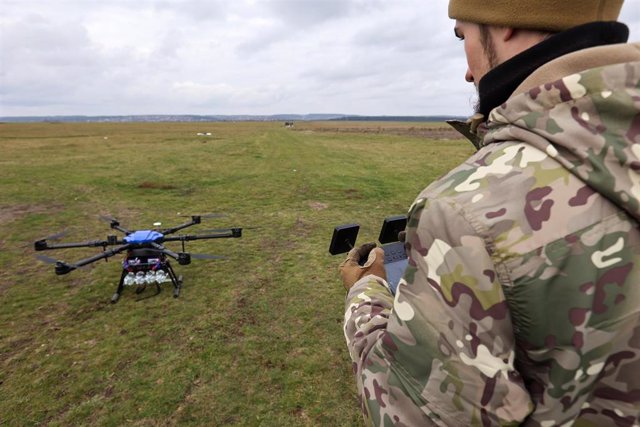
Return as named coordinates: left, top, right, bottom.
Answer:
left=1, top=13, right=99, bottom=106
left=265, top=0, right=354, bottom=27
left=152, top=0, right=231, bottom=22
left=0, top=0, right=638, bottom=116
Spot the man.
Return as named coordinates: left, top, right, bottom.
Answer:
left=340, top=1, right=640, bottom=425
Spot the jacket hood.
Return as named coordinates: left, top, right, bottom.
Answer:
left=484, top=56, right=640, bottom=222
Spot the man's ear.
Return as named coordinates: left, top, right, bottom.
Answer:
left=501, top=27, right=516, bottom=42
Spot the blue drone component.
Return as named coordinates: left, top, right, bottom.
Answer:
left=124, top=230, right=164, bottom=244
left=35, top=214, right=244, bottom=303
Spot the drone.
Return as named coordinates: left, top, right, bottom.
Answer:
left=34, top=214, right=242, bottom=303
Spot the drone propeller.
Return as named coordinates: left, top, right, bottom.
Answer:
left=36, top=254, right=81, bottom=275
left=27, top=229, right=68, bottom=249
left=36, top=230, right=69, bottom=242
left=37, top=254, right=90, bottom=270
left=199, top=226, right=259, bottom=233
left=99, top=214, right=131, bottom=234
left=177, top=213, right=227, bottom=219
left=99, top=214, right=120, bottom=224
left=190, top=253, right=226, bottom=260
left=202, top=213, right=227, bottom=219
left=36, top=254, right=61, bottom=264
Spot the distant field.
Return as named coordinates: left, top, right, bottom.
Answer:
left=0, top=121, right=473, bottom=426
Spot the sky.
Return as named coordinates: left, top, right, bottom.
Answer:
left=1, top=0, right=639, bottom=118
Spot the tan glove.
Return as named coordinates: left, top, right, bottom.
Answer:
left=339, top=242, right=386, bottom=291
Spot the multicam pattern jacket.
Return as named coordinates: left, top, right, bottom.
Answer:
left=344, top=43, right=640, bottom=426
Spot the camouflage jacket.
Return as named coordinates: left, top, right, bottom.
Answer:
left=344, top=43, right=640, bottom=426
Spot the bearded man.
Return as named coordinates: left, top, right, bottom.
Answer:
left=340, top=1, right=640, bottom=425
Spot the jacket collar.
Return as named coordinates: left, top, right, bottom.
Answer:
left=449, top=21, right=630, bottom=148
left=477, top=21, right=629, bottom=118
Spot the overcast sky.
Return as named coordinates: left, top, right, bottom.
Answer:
left=1, top=0, right=639, bottom=117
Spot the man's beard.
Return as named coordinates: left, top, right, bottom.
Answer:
left=472, top=91, right=481, bottom=114
left=474, top=25, right=500, bottom=114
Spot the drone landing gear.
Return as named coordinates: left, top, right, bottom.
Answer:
left=165, top=263, right=182, bottom=298
left=111, top=270, right=127, bottom=303
left=134, top=283, right=162, bottom=301
left=174, top=275, right=183, bottom=298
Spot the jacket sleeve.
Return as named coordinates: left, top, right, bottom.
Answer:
left=344, top=197, right=534, bottom=426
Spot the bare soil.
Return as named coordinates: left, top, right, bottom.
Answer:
left=0, top=204, right=63, bottom=225
left=293, top=124, right=462, bottom=139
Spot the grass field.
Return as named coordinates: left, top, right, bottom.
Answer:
left=0, top=121, right=474, bottom=426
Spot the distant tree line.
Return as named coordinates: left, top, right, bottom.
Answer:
left=330, top=115, right=465, bottom=122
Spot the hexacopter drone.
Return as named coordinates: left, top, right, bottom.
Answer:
left=34, top=214, right=242, bottom=303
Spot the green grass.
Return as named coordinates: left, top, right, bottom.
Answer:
left=0, top=121, right=473, bottom=426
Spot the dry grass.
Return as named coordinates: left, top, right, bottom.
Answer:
left=0, top=120, right=472, bottom=426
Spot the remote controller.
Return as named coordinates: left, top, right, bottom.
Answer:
left=329, top=215, right=408, bottom=295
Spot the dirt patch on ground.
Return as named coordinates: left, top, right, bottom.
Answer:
left=307, top=201, right=329, bottom=211
left=137, top=181, right=178, bottom=190
left=0, top=204, right=65, bottom=225
left=294, top=125, right=463, bottom=139
left=293, top=216, right=311, bottom=239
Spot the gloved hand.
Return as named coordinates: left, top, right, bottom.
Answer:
left=339, top=242, right=386, bottom=291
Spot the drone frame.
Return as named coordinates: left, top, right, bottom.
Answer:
left=35, top=215, right=242, bottom=303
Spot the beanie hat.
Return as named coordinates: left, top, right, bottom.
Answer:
left=448, top=0, right=624, bottom=32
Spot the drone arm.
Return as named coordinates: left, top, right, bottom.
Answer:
left=150, top=242, right=179, bottom=259
left=101, top=217, right=131, bottom=234
left=163, top=228, right=242, bottom=243
left=111, top=224, right=131, bottom=234
left=150, top=243, right=191, bottom=265
left=71, top=244, right=133, bottom=268
left=34, top=239, right=120, bottom=251
left=48, top=244, right=132, bottom=275
left=160, top=216, right=202, bottom=235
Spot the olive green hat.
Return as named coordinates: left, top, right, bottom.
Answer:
left=448, top=0, right=624, bottom=32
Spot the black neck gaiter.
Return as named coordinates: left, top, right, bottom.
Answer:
left=477, top=21, right=629, bottom=117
